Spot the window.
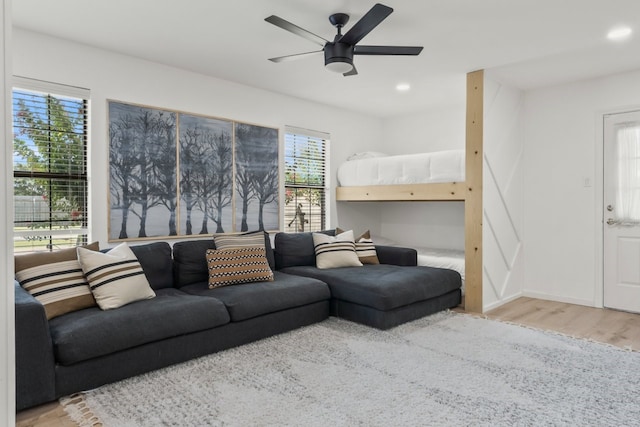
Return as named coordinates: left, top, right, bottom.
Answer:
left=284, top=127, right=329, bottom=232
left=614, top=123, right=640, bottom=222
left=12, top=78, right=89, bottom=252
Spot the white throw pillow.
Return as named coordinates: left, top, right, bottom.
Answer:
left=77, top=242, right=155, bottom=310
left=335, top=228, right=380, bottom=265
left=312, top=230, right=363, bottom=269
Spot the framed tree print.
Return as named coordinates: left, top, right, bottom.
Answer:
left=108, top=101, right=177, bottom=240
left=108, top=100, right=280, bottom=241
left=179, top=113, right=233, bottom=234
left=234, top=123, right=279, bottom=232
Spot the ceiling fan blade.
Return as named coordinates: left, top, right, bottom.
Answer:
left=268, top=50, right=323, bottom=63
left=339, top=3, right=393, bottom=46
left=354, top=45, right=423, bottom=55
left=265, top=15, right=329, bottom=47
left=343, top=65, right=358, bottom=77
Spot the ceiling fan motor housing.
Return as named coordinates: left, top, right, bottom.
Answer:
left=324, top=42, right=354, bottom=68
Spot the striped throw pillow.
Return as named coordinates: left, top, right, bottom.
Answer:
left=15, top=242, right=100, bottom=320
left=336, top=228, right=380, bottom=264
left=312, top=230, right=363, bottom=269
left=206, top=247, right=274, bottom=288
left=213, top=231, right=265, bottom=250
left=77, top=242, right=155, bottom=310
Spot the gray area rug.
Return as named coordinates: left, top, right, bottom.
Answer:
left=62, top=311, right=640, bottom=426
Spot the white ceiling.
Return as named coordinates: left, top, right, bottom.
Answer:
left=12, top=0, right=640, bottom=118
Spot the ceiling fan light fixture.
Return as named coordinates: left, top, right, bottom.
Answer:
left=325, top=58, right=354, bottom=73
left=324, top=42, right=355, bottom=73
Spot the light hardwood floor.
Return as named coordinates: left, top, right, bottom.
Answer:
left=484, top=296, right=640, bottom=350
left=16, top=297, right=640, bottom=427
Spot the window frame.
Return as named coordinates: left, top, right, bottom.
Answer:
left=283, top=126, right=330, bottom=233
left=12, top=77, right=90, bottom=252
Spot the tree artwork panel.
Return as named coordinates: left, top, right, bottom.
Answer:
left=234, top=123, right=279, bottom=232
left=109, top=102, right=177, bottom=240
left=108, top=101, right=280, bottom=241
left=179, top=114, right=233, bottom=234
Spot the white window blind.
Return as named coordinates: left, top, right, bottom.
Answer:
left=12, top=78, right=90, bottom=252
left=284, top=127, right=329, bottom=232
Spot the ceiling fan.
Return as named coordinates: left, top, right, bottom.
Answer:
left=265, top=3, right=423, bottom=76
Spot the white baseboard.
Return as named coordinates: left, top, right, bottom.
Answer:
left=522, top=290, right=596, bottom=308
left=483, top=292, right=523, bottom=312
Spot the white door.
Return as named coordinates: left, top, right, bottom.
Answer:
left=603, top=110, right=640, bottom=313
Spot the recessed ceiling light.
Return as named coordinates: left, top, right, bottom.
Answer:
left=607, top=26, right=632, bottom=41
left=396, top=83, right=411, bottom=92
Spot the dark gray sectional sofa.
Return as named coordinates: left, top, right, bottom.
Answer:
left=14, top=231, right=461, bottom=410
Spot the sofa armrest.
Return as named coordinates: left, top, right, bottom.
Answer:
left=375, top=245, right=417, bottom=266
left=14, top=281, right=56, bottom=410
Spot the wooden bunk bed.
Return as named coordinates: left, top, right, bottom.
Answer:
left=335, top=70, right=484, bottom=313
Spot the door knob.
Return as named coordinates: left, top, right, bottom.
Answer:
left=607, top=205, right=614, bottom=212
left=607, top=218, right=617, bottom=225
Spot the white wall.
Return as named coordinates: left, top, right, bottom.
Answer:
left=344, top=102, right=467, bottom=248
left=377, top=201, right=465, bottom=249
left=523, top=68, right=640, bottom=307
left=483, top=72, right=525, bottom=311
left=12, top=28, right=384, bottom=246
left=381, top=104, right=466, bottom=153
left=1, top=1, right=14, bottom=425
left=378, top=104, right=466, bottom=248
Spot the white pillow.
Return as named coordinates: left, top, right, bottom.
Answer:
left=346, top=151, right=388, bottom=161
left=335, top=228, right=379, bottom=264
left=77, top=242, right=155, bottom=310
left=312, top=230, right=363, bottom=269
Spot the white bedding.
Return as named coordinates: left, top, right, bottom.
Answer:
left=337, top=149, right=465, bottom=187
left=414, top=247, right=465, bottom=281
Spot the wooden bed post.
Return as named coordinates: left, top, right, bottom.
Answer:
left=465, top=70, right=483, bottom=313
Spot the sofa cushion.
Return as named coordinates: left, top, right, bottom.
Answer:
left=173, top=233, right=276, bottom=288
left=214, top=230, right=276, bottom=271
left=173, top=239, right=217, bottom=288
left=14, top=242, right=99, bottom=320
left=313, top=230, right=362, bottom=269
left=336, top=228, right=380, bottom=265
left=78, top=243, right=156, bottom=310
left=14, top=242, right=99, bottom=272
left=181, top=271, right=330, bottom=322
left=214, top=230, right=263, bottom=250
left=49, top=288, right=230, bottom=365
left=274, top=230, right=334, bottom=269
left=130, top=241, right=174, bottom=290
left=16, top=259, right=96, bottom=321
left=279, top=265, right=461, bottom=311
left=206, top=246, right=274, bottom=288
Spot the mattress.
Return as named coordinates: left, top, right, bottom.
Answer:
left=414, top=247, right=465, bottom=281
left=416, top=247, right=465, bottom=295
left=337, top=149, right=465, bottom=187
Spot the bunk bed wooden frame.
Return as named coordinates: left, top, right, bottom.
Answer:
left=335, top=70, right=484, bottom=313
